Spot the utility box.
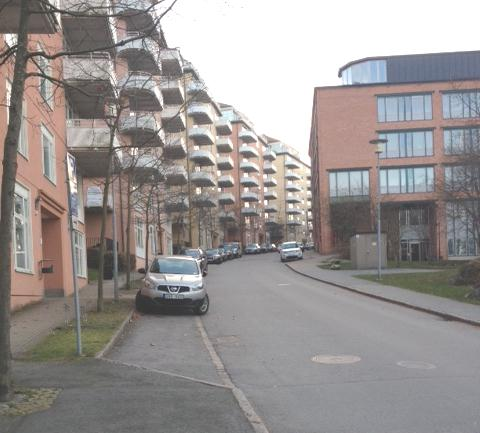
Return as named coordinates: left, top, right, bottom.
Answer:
left=350, top=233, right=387, bottom=270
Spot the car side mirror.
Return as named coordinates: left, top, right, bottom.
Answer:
left=138, top=268, right=146, bottom=274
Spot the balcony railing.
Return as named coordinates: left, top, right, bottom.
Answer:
left=119, top=113, right=164, bottom=147
left=285, top=171, right=301, bottom=181
left=286, top=207, right=302, bottom=215
left=164, top=165, right=187, bottom=186
left=187, top=80, right=211, bottom=103
left=240, top=176, right=259, bottom=187
left=219, top=210, right=236, bottom=222
left=190, top=171, right=216, bottom=187
left=241, top=207, right=260, bottom=217
left=216, top=137, right=234, bottom=153
left=263, top=149, right=277, bottom=161
left=189, top=127, right=214, bottom=146
left=215, top=118, right=233, bottom=136
left=286, top=194, right=301, bottom=203
left=0, top=0, right=58, bottom=34
left=238, top=129, right=257, bottom=143
left=163, top=135, right=187, bottom=160
left=239, top=145, right=259, bottom=158
left=119, top=72, right=163, bottom=111
left=264, top=176, right=277, bottom=187
left=218, top=193, right=235, bottom=205
left=218, top=175, right=234, bottom=188
left=114, top=0, right=157, bottom=34
left=264, top=204, right=278, bottom=213
left=159, top=48, right=183, bottom=76
left=189, top=150, right=216, bottom=167
left=117, top=33, right=160, bottom=75
left=192, top=193, right=217, bottom=208
left=264, top=190, right=277, bottom=200
left=241, top=192, right=259, bottom=202
left=263, top=163, right=277, bottom=174
left=285, top=158, right=301, bottom=169
left=240, top=161, right=260, bottom=173
left=63, top=52, right=116, bottom=83
left=217, top=156, right=234, bottom=170
left=165, top=195, right=189, bottom=213
left=161, top=106, right=186, bottom=133
left=187, top=102, right=215, bottom=125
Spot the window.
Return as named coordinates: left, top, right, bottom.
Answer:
left=341, top=60, right=387, bottom=85
left=149, top=225, right=157, bottom=255
left=380, top=166, right=434, bottom=194
left=444, top=165, right=480, bottom=191
left=329, top=170, right=369, bottom=198
left=377, top=94, right=432, bottom=122
left=14, top=184, right=33, bottom=272
left=5, top=79, right=28, bottom=157
left=400, top=207, right=429, bottom=226
left=444, top=127, right=480, bottom=155
left=447, top=202, right=478, bottom=257
left=443, top=91, right=480, bottom=119
left=379, top=130, right=433, bottom=159
left=73, top=231, right=87, bottom=278
left=37, top=47, right=53, bottom=107
left=41, top=125, right=56, bottom=183
left=135, top=219, right=145, bottom=258
left=77, top=175, right=84, bottom=223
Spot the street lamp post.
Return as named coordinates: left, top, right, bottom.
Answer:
left=369, top=138, right=388, bottom=280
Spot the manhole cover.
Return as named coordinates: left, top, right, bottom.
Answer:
left=397, top=360, right=436, bottom=370
left=311, top=355, right=361, bottom=365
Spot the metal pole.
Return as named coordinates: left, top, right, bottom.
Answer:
left=112, top=175, right=119, bottom=302
left=65, top=156, right=82, bottom=356
left=377, top=152, right=382, bottom=280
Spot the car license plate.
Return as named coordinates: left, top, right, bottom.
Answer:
left=164, top=294, right=184, bottom=299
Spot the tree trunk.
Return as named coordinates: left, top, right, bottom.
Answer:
left=125, top=173, right=132, bottom=289
left=0, top=0, right=30, bottom=402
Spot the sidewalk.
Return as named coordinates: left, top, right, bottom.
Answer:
left=11, top=274, right=138, bottom=357
left=286, top=252, right=480, bottom=327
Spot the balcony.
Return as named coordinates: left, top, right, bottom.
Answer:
left=190, top=150, right=215, bottom=167
left=265, top=217, right=278, bottom=225
left=286, top=194, right=301, bottom=203
left=114, top=0, right=157, bottom=33
left=160, top=48, right=183, bottom=76
left=66, top=118, right=121, bottom=177
left=86, top=186, right=113, bottom=211
left=216, top=137, right=233, bottom=153
left=264, top=190, right=277, bottom=200
left=192, top=193, right=217, bottom=208
left=263, top=149, right=277, bottom=161
left=161, top=106, right=186, bottom=133
left=165, top=195, right=189, bottom=213
left=263, top=163, right=277, bottom=174
left=241, top=207, right=260, bottom=217
left=264, top=176, right=277, bottom=187
left=287, top=220, right=302, bottom=226
left=164, top=165, right=187, bottom=186
left=63, top=53, right=116, bottom=118
left=189, top=128, right=214, bottom=146
left=117, top=34, right=160, bottom=75
left=239, top=145, right=259, bottom=158
left=286, top=183, right=301, bottom=192
left=119, top=113, right=164, bottom=147
left=215, top=118, right=233, bottom=136
left=240, top=176, right=259, bottom=188
left=219, top=193, right=235, bottom=205
left=264, top=204, right=278, bottom=213
left=187, top=103, right=215, bottom=125
left=238, top=129, right=257, bottom=143
left=123, top=153, right=162, bottom=181
left=160, top=78, right=185, bottom=105
left=240, top=161, right=260, bottom=173
left=217, top=156, right=234, bottom=171
left=163, top=135, right=187, bottom=160
left=241, top=192, right=259, bottom=202
left=0, top=0, right=58, bottom=34
left=219, top=211, right=236, bottom=222
left=285, top=158, right=301, bottom=169
left=119, top=72, right=163, bottom=111
left=286, top=207, right=302, bottom=215
left=285, top=171, right=301, bottom=181
left=190, top=171, right=216, bottom=187
left=61, top=0, right=115, bottom=52
left=187, top=80, right=211, bottom=103
left=218, top=175, right=234, bottom=188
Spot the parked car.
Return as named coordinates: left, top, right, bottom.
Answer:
left=217, top=247, right=227, bottom=262
left=206, top=248, right=223, bottom=264
left=135, top=256, right=209, bottom=315
left=304, top=242, right=314, bottom=251
left=231, top=242, right=242, bottom=257
left=178, top=248, right=208, bottom=276
left=259, top=244, right=268, bottom=253
left=223, top=244, right=235, bottom=259
left=245, top=243, right=260, bottom=254
left=279, top=241, right=303, bottom=262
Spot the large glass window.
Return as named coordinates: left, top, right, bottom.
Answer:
left=329, top=170, right=369, bottom=198
left=380, top=166, right=434, bottom=194
left=447, top=202, right=479, bottom=257
left=341, top=60, right=387, bottom=85
left=444, top=127, right=480, bottom=154
left=37, top=46, right=53, bottom=107
left=135, top=219, right=145, bottom=258
left=5, top=79, right=28, bottom=157
left=73, top=231, right=87, bottom=278
left=379, top=130, right=433, bottom=158
left=443, top=91, right=480, bottom=119
left=41, top=125, right=56, bottom=183
left=444, top=165, right=480, bottom=191
left=14, top=184, right=32, bottom=272
left=377, top=94, right=432, bottom=122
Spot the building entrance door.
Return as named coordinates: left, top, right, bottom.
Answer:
left=41, top=207, right=64, bottom=297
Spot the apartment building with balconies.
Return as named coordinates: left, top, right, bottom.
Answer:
left=309, top=50, right=480, bottom=261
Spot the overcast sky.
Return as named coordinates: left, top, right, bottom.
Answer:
left=163, top=0, right=480, bottom=159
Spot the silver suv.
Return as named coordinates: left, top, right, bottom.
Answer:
left=136, top=256, right=209, bottom=315
left=280, top=241, right=303, bottom=262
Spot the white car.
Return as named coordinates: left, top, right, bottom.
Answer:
left=280, top=241, right=303, bottom=262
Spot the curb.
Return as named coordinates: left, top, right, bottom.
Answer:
left=95, top=309, right=135, bottom=359
left=285, top=263, right=480, bottom=328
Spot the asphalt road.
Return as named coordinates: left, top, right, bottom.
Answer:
left=201, top=253, right=480, bottom=433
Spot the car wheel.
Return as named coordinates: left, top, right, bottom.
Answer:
left=195, top=294, right=209, bottom=315
left=135, top=291, right=149, bottom=313
left=281, top=258, right=285, bottom=263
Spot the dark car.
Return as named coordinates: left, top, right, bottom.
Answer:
left=206, top=248, right=223, bottom=264
left=223, top=244, right=234, bottom=260
left=179, top=248, right=208, bottom=276
left=259, top=244, right=268, bottom=253
left=245, top=243, right=260, bottom=254
left=217, top=247, right=227, bottom=262
left=231, top=242, right=242, bottom=257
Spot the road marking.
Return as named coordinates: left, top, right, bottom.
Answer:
left=195, top=317, right=271, bottom=433
left=277, top=283, right=290, bottom=286
left=311, top=354, right=361, bottom=365
left=397, top=360, right=436, bottom=370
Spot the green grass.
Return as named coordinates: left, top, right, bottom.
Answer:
left=88, top=268, right=99, bottom=282
left=318, top=260, right=353, bottom=270
left=22, top=300, right=132, bottom=362
left=356, top=268, right=480, bottom=305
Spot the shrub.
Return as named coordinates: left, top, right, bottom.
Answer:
left=87, top=248, right=136, bottom=280
left=453, top=260, right=480, bottom=286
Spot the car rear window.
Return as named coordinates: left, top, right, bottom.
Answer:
left=282, top=242, right=298, bottom=249
left=150, top=259, right=199, bottom=275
